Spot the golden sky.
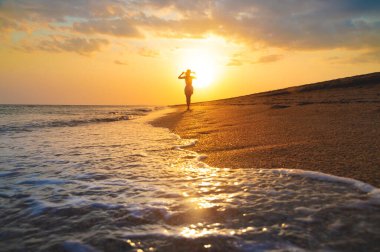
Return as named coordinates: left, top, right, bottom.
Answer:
left=1, top=0, right=379, bottom=105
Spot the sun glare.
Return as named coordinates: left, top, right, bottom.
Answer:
left=180, top=48, right=219, bottom=88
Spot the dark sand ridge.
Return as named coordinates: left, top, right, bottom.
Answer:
left=152, top=72, right=380, bottom=187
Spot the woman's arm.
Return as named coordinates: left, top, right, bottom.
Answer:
left=178, top=72, right=185, bottom=79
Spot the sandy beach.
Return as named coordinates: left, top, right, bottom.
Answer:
left=153, top=72, right=380, bottom=187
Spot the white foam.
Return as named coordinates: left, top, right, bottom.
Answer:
left=135, top=106, right=177, bottom=124
left=90, top=202, right=124, bottom=210
left=197, top=155, right=208, bottom=161
left=294, top=206, right=320, bottom=214
left=181, top=139, right=198, bottom=148
left=174, top=139, right=198, bottom=149
left=271, top=168, right=378, bottom=193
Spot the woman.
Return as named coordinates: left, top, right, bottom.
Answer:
left=178, top=69, right=196, bottom=110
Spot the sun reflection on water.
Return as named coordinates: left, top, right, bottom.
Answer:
left=180, top=223, right=222, bottom=238
left=179, top=223, right=257, bottom=239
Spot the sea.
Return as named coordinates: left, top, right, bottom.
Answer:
left=0, top=105, right=379, bottom=252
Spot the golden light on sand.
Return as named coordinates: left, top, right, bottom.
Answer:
left=180, top=48, right=219, bottom=88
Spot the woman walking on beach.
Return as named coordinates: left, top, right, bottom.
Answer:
left=178, top=69, right=196, bottom=111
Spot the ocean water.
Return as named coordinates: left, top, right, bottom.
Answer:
left=0, top=105, right=379, bottom=252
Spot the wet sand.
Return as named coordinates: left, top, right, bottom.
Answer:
left=152, top=72, right=380, bottom=187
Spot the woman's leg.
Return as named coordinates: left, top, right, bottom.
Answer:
left=186, top=94, right=191, bottom=110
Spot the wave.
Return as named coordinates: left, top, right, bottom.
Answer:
left=0, top=115, right=135, bottom=134
left=0, top=105, right=159, bottom=134
left=271, top=168, right=378, bottom=193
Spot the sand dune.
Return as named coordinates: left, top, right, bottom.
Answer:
left=153, top=72, right=380, bottom=187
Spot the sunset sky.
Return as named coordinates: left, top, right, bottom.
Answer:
left=1, top=0, right=379, bottom=105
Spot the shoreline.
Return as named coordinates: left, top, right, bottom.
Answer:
left=151, top=73, right=380, bottom=187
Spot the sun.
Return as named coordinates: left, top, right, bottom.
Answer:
left=180, top=48, right=219, bottom=88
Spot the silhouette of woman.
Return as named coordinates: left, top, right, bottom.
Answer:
left=178, top=69, right=196, bottom=110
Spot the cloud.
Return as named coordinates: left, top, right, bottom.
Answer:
left=114, top=60, right=128, bottom=65
left=133, top=13, right=216, bottom=38
left=134, top=0, right=380, bottom=52
left=256, top=54, right=283, bottom=64
left=227, top=53, right=283, bottom=66
left=212, top=0, right=380, bottom=51
left=226, top=52, right=252, bottom=66
left=0, top=0, right=130, bottom=22
left=347, top=49, right=380, bottom=63
left=226, top=58, right=244, bottom=67
left=138, top=47, right=160, bottom=58
left=0, top=16, right=19, bottom=32
left=73, top=18, right=142, bottom=38
left=1, top=0, right=380, bottom=54
left=37, top=36, right=109, bottom=55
